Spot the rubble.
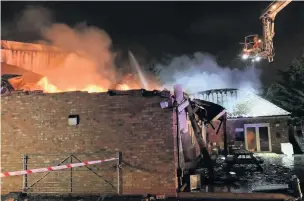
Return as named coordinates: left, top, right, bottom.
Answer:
left=198, top=154, right=303, bottom=195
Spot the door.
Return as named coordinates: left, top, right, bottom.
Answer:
left=258, top=126, right=271, bottom=152
left=244, top=123, right=272, bottom=152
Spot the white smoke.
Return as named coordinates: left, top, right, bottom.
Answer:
left=156, top=52, right=262, bottom=94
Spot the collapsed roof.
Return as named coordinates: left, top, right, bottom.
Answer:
left=1, top=63, right=43, bottom=90
left=190, top=89, right=290, bottom=118
left=228, top=90, right=290, bottom=118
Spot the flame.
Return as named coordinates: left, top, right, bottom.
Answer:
left=37, top=77, right=61, bottom=93
left=37, top=77, right=108, bottom=93
left=36, top=77, right=135, bottom=93
left=83, top=85, right=107, bottom=93
left=118, top=84, right=130, bottom=90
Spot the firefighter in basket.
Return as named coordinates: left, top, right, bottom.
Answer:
left=252, top=35, right=262, bottom=52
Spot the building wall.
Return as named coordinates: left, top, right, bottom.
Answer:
left=207, top=116, right=290, bottom=153
left=1, top=90, right=178, bottom=195
left=1, top=40, right=66, bottom=73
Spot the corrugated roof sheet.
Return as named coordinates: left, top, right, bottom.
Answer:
left=1, top=40, right=63, bottom=52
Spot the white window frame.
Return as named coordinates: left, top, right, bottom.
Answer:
left=244, top=123, right=272, bottom=152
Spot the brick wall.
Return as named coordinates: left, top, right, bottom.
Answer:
left=207, top=116, right=290, bottom=153
left=1, top=90, right=178, bottom=195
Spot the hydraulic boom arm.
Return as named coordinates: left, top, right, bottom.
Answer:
left=260, top=0, right=291, bottom=20
left=260, top=0, right=292, bottom=62
left=241, top=0, right=292, bottom=63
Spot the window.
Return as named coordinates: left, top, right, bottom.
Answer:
left=235, top=128, right=244, bottom=141
left=68, top=115, right=80, bottom=126
left=244, top=123, right=271, bottom=152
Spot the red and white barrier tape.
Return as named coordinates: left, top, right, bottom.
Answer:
left=1, top=157, right=118, bottom=178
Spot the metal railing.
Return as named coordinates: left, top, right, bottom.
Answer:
left=21, top=151, right=122, bottom=195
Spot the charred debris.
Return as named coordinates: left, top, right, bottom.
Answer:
left=107, top=87, right=302, bottom=200
left=1, top=74, right=22, bottom=95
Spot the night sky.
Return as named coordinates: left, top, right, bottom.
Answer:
left=2, top=1, right=304, bottom=87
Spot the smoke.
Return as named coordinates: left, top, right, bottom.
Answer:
left=6, top=5, right=142, bottom=91
left=17, top=6, right=53, bottom=34
left=2, top=6, right=53, bottom=41
left=39, top=22, right=117, bottom=90
left=3, top=6, right=261, bottom=93
left=156, top=52, right=262, bottom=94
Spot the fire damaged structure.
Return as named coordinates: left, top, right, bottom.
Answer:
left=1, top=40, right=66, bottom=73
left=1, top=63, right=45, bottom=95
left=1, top=40, right=67, bottom=94
left=190, top=89, right=292, bottom=154
left=1, top=40, right=301, bottom=200
left=1, top=86, right=224, bottom=195
left=1, top=86, right=301, bottom=200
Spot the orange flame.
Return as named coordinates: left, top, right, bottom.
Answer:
left=37, top=77, right=134, bottom=93
left=37, top=77, right=59, bottom=93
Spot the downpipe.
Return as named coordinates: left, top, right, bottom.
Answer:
left=174, top=99, right=184, bottom=191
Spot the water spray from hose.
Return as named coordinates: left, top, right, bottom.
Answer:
left=128, top=51, right=149, bottom=89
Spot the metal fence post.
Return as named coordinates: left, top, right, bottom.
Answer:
left=70, top=156, right=73, bottom=193
left=116, top=152, right=122, bottom=195
left=22, top=154, right=28, bottom=192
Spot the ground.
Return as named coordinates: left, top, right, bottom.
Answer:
left=2, top=154, right=303, bottom=201
left=198, top=153, right=304, bottom=195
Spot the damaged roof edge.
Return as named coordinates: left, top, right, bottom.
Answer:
left=107, top=89, right=172, bottom=98
left=228, top=114, right=291, bottom=120
left=190, top=89, right=291, bottom=118
left=1, top=40, right=65, bottom=52
left=3, top=89, right=172, bottom=99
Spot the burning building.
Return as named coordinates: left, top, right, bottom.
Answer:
left=0, top=40, right=177, bottom=195
left=1, top=87, right=299, bottom=201
left=1, top=40, right=157, bottom=93
left=1, top=40, right=299, bottom=199
left=1, top=63, right=44, bottom=92
left=1, top=40, right=66, bottom=73
left=1, top=79, right=237, bottom=197
left=190, top=89, right=292, bottom=154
